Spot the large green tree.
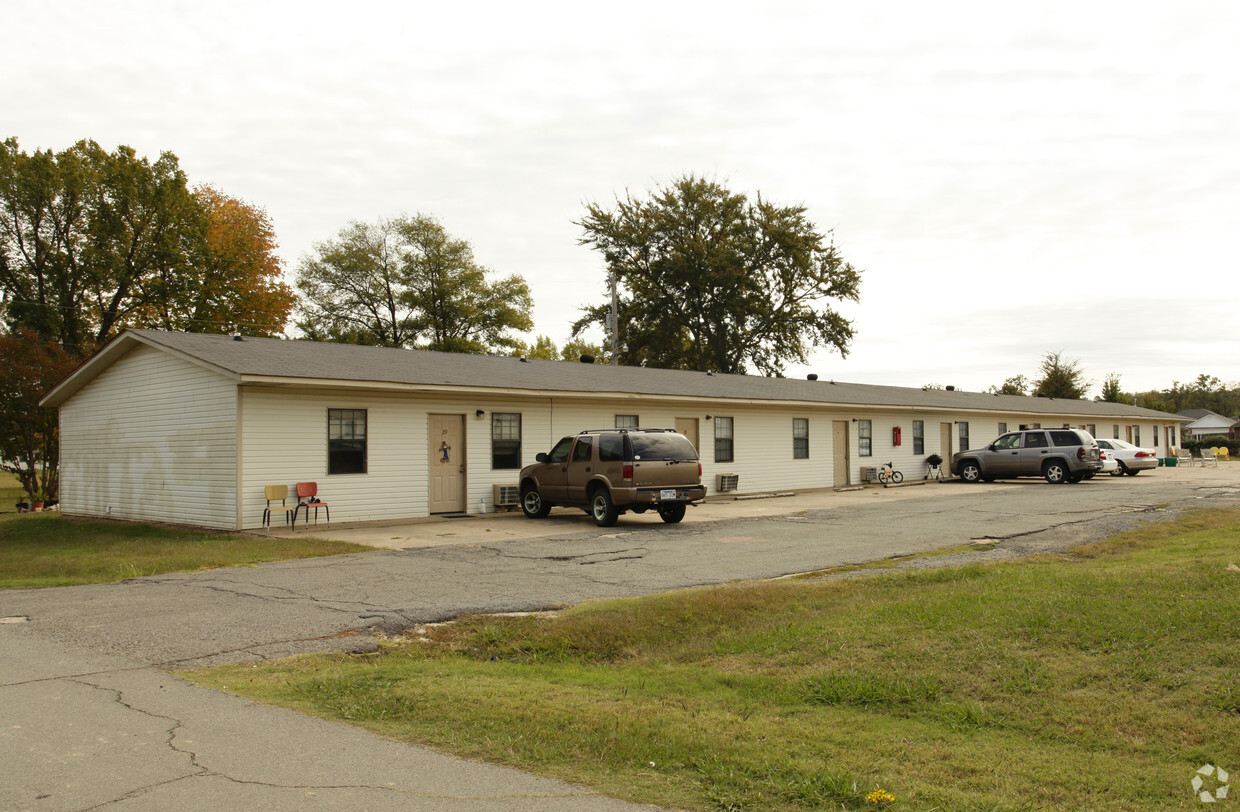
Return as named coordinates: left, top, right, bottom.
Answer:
left=0, top=138, right=292, bottom=351
left=1031, top=352, right=1089, bottom=399
left=574, top=175, right=861, bottom=375
left=295, top=214, right=532, bottom=353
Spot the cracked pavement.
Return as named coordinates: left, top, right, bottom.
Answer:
left=2, top=466, right=1238, bottom=810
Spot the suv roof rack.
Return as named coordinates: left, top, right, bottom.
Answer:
left=576, top=427, right=675, bottom=435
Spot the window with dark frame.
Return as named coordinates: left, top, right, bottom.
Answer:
left=491, top=413, right=522, bottom=469
left=958, top=421, right=970, bottom=452
left=793, top=418, right=809, bottom=459
left=714, top=416, right=734, bottom=463
left=858, top=419, right=872, bottom=457
left=327, top=408, right=367, bottom=475
left=913, top=420, right=924, bottom=455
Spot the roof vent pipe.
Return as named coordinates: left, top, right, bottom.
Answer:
left=945, top=385, right=955, bottom=391
left=807, top=373, right=818, bottom=381
left=579, top=354, right=595, bottom=364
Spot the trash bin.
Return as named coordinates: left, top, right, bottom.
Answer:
left=1165, top=457, right=1177, bottom=467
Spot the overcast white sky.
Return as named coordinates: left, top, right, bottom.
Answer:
left=7, top=1, right=1238, bottom=396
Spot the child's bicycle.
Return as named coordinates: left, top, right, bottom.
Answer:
left=878, top=461, right=903, bottom=487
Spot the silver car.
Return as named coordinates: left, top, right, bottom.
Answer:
left=952, top=428, right=1103, bottom=484
left=1095, top=438, right=1159, bottom=476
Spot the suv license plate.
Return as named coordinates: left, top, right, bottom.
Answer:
left=659, top=489, right=679, bottom=501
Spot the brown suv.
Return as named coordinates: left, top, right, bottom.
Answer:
left=519, top=428, right=706, bottom=526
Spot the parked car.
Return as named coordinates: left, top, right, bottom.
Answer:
left=519, top=428, right=706, bottom=526
left=1097, top=448, right=1118, bottom=476
left=952, top=428, right=1102, bottom=484
left=1095, top=438, right=1158, bottom=476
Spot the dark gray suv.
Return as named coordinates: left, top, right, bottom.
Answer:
left=952, top=428, right=1102, bottom=484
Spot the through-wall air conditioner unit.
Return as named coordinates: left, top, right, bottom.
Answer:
left=715, top=474, right=739, bottom=492
left=860, top=466, right=878, bottom=483
left=493, top=484, right=520, bottom=509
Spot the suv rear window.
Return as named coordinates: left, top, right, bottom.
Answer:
left=630, top=433, right=699, bottom=461
left=1049, top=430, right=1084, bottom=446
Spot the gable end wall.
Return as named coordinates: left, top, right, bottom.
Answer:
left=58, top=345, right=238, bottom=529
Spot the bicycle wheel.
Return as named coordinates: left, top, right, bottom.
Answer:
left=890, top=470, right=903, bottom=484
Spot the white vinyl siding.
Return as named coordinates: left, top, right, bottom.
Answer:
left=57, top=345, right=238, bottom=529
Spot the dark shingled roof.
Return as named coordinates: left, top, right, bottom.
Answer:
left=44, top=329, right=1182, bottom=421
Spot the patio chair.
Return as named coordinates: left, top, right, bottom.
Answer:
left=293, top=482, right=331, bottom=529
left=262, top=485, right=296, bottom=533
left=1201, top=448, right=1218, bottom=467
left=1176, top=448, right=1194, bottom=467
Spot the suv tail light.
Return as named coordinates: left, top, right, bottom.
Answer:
left=698, top=462, right=702, bottom=476
left=622, top=464, right=634, bottom=480
left=1077, top=447, right=1086, bottom=460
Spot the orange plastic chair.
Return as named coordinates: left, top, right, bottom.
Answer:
left=263, top=485, right=296, bottom=533
left=294, top=482, right=330, bottom=529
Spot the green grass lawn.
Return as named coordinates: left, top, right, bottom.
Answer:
left=189, top=507, right=1240, bottom=811
left=0, top=508, right=371, bottom=588
left=0, top=472, right=26, bottom=507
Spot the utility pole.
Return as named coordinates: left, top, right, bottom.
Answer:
left=608, top=272, right=620, bottom=365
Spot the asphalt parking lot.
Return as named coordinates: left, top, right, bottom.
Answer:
left=2, top=464, right=1237, bottom=810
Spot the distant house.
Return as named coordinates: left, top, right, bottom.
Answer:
left=41, top=330, right=1186, bottom=531
left=1178, top=409, right=1239, bottom=441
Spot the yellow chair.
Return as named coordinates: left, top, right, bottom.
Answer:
left=263, top=485, right=296, bottom=532
left=1218, top=447, right=1231, bottom=460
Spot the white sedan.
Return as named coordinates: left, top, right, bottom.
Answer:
left=1096, top=438, right=1159, bottom=476
left=1097, top=448, right=1118, bottom=475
